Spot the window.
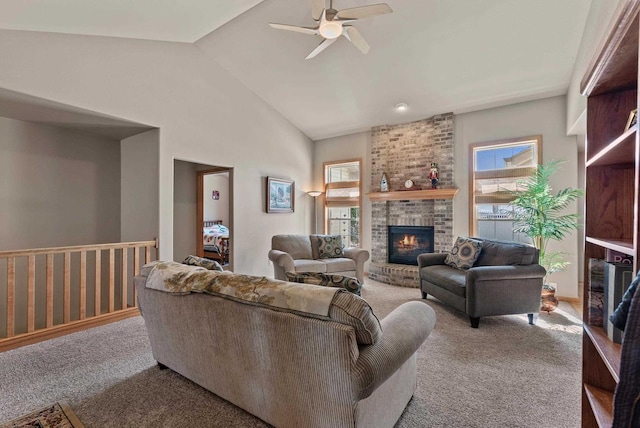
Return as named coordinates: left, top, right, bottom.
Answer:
left=470, top=136, right=541, bottom=242
left=324, top=160, right=361, bottom=247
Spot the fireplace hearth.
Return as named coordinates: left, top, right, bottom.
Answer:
left=388, top=226, right=434, bottom=265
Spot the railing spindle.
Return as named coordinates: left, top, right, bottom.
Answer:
left=27, top=255, right=35, bottom=333
left=46, top=254, right=54, bottom=328
left=80, top=251, right=86, bottom=320
left=121, top=248, right=128, bottom=310
left=63, top=252, right=71, bottom=324
left=95, top=250, right=101, bottom=317
left=7, top=257, right=15, bottom=337
left=133, top=247, right=140, bottom=305
left=145, top=245, right=151, bottom=264
left=109, top=248, right=115, bottom=313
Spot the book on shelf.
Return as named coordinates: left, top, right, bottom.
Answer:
left=605, top=248, right=633, bottom=265
left=588, top=258, right=605, bottom=326
left=603, top=262, right=634, bottom=343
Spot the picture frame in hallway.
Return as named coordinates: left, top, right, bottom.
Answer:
left=267, top=177, right=294, bottom=213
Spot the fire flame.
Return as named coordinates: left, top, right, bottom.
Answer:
left=399, top=234, right=419, bottom=248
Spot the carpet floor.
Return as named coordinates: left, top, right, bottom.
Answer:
left=0, top=279, right=582, bottom=427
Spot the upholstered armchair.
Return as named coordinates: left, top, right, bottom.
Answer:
left=268, top=234, right=369, bottom=283
left=418, top=238, right=546, bottom=328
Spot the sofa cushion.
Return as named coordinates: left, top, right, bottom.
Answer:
left=294, top=259, right=327, bottom=273
left=285, top=271, right=362, bottom=295
left=421, top=265, right=467, bottom=297
left=445, top=237, right=483, bottom=270
left=311, top=234, right=344, bottom=259
left=474, top=239, right=537, bottom=266
left=182, top=255, right=224, bottom=271
left=321, top=257, right=357, bottom=274
left=272, top=235, right=313, bottom=260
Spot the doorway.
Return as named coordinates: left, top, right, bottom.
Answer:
left=197, top=168, right=233, bottom=269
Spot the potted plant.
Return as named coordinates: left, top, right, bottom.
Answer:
left=508, top=160, right=584, bottom=312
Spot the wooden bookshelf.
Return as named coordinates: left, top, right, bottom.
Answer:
left=581, top=1, right=640, bottom=426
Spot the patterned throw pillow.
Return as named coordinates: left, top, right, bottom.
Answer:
left=315, top=235, right=344, bottom=259
left=285, top=271, right=361, bottom=295
left=444, top=237, right=483, bottom=270
left=182, top=255, right=224, bottom=271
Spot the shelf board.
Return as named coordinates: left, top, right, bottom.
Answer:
left=584, top=324, right=622, bottom=383
left=585, top=237, right=635, bottom=256
left=584, top=384, right=614, bottom=427
left=586, top=126, right=637, bottom=167
left=367, top=188, right=459, bottom=201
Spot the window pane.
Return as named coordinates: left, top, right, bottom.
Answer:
left=326, top=162, right=360, bottom=183
left=327, top=206, right=359, bottom=247
left=474, top=142, right=537, bottom=171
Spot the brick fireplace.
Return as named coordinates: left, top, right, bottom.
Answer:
left=368, top=113, right=455, bottom=287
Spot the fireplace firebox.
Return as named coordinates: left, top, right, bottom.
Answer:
left=388, top=226, right=434, bottom=265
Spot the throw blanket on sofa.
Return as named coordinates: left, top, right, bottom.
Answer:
left=145, top=261, right=339, bottom=316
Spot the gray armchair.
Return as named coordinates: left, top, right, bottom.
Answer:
left=418, top=238, right=546, bottom=328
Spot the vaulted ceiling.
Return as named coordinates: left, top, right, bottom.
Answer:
left=0, top=0, right=592, bottom=140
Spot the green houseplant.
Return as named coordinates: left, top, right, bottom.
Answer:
left=508, top=160, right=584, bottom=306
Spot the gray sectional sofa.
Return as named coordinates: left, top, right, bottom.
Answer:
left=419, top=238, right=546, bottom=328
left=135, top=261, right=435, bottom=428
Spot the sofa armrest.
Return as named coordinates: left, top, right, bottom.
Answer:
left=351, top=301, right=436, bottom=399
left=268, top=249, right=295, bottom=280
left=418, top=252, right=447, bottom=269
left=467, top=264, right=546, bottom=282
left=343, top=248, right=370, bottom=283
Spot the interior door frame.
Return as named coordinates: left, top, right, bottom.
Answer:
left=197, top=167, right=234, bottom=269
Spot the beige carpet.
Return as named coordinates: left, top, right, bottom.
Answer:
left=0, top=278, right=582, bottom=427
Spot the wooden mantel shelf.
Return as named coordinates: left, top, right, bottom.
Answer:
left=367, top=188, right=459, bottom=201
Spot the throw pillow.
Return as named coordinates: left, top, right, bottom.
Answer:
left=444, top=237, right=483, bottom=270
left=314, top=235, right=344, bottom=259
left=285, top=271, right=361, bottom=296
left=182, top=255, right=224, bottom=271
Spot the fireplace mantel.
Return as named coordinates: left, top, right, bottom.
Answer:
left=366, top=188, right=459, bottom=201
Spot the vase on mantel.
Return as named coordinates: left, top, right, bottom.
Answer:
left=380, top=172, right=389, bottom=192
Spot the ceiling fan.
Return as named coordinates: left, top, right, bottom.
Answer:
left=269, top=0, right=393, bottom=60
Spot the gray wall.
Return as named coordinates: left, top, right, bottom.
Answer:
left=173, top=160, right=198, bottom=263
left=0, top=116, right=121, bottom=250
left=121, top=129, right=159, bottom=243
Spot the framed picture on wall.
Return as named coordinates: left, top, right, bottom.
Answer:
left=266, top=177, right=294, bottom=213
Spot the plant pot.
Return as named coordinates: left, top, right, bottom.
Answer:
left=541, top=285, right=558, bottom=313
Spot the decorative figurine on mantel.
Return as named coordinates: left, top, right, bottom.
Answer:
left=429, top=163, right=439, bottom=189
left=381, top=172, right=389, bottom=192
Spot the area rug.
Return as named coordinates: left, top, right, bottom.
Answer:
left=0, top=402, right=84, bottom=428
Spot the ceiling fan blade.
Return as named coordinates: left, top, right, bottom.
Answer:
left=336, top=3, right=393, bottom=20
left=305, top=38, right=337, bottom=60
left=269, top=23, right=319, bottom=35
left=344, top=26, right=370, bottom=54
left=312, top=0, right=325, bottom=21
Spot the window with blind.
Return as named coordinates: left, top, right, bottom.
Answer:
left=324, top=160, right=361, bottom=248
left=470, top=136, right=542, bottom=241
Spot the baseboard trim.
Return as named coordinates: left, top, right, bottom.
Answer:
left=0, top=308, right=140, bottom=353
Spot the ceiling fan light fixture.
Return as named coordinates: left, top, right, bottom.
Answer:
left=319, top=22, right=343, bottom=39
left=395, top=103, right=409, bottom=111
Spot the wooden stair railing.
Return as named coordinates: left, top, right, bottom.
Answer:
left=0, top=239, right=157, bottom=352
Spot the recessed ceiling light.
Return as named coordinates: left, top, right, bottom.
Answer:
left=395, top=103, right=409, bottom=111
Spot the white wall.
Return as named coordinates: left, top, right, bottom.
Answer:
left=313, top=132, right=371, bottom=268
left=0, top=30, right=313, bottom=277
left=0, top=116, right=121, bottom=250
left=203, top=172, right=229, bottom=226
left=121, top=129, right=159, bottom=243
left=455, top=96, right=580, bottom=298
